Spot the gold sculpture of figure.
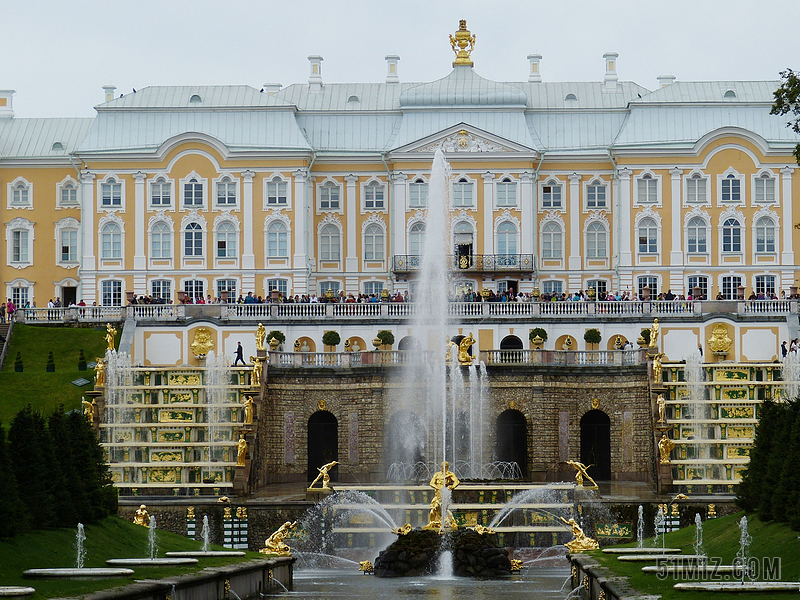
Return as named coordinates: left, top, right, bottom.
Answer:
left=133, top=504, right=150, bottom=527
left=105, top=323, right=117, bottom=351
left=424, top=461, right=461, bottom=531
left=656, top=394, right=666, bottom=423
left=473, top=524, right=495, bottom=535
left=391, top=523, right=413, bottom=535
left=250, top=356, right=263, bottom=386
left=94, top=358, right=106, bottom=387
left=81, top=397, right=95, bottom=425
left=565, top=460, right=599, bottom=490
left=559, top=517, right=599, bottom=553
left=243, top=396, right=254, bottom=425
left=614, top=335, right=623, bottom=350
left=449, top=20, right=476, bottom=67
left=458, top=332, right=476, bottom=365
left=358, top=560, right=374, bottom=574
left=649, top=318, right=660, bottom=349
left=652, top=353, right=664, bottom=383
left=510, top=559, right=523, bottom=572
left=309, top=460, right=339, bottom=491
left=255, top=323, right=267, bottom=351
left=658, top=434, right=675, bottom=464
left=236, top=434, right=248, bottom=466
left=260, top=521, right=298, bottom=556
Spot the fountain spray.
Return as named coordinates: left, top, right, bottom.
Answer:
left=693, top=513, right=705, bottom=557
left=148, top=516, right=159, bottom=560
left=75, top=523, right=86, bottom=569
left=653, top=508, right=664, bottom=550
left=735, top=515, right=752, bottom=583
left=636, top=505, right=644, bottom=548
left=201, top=515, right=211, bottom=553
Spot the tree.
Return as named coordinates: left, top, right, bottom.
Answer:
left=584, top=328, right=602, bottom=349
left=0, top=424, right=26, bottom=536
left=49, top=409, right=91, bottom=523
left=8, top=406, right=55, bottom=528
left=66, top=411, right=117, bottom=520
left=529, top=328, right=548, bottom=343
left=771, top=69, right=800, bottom=165
left=376, top=330, right=395, bottom=347
left=322, top=331, right=341, bottom=348
left=738, top=400, right=776, bottom=512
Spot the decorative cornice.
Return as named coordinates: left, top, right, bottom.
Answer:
left=241, top=170, right=255, bottom=181
left=452, top=209, right=477, bottom=230
left=361, top=213, right=386, bottom=234
left=133, top=171, right=147, bottom=182
left=213, top=210, right=239, bottom=231
left=494, top=209, right=520, bottom=230
left=148, top=210, right=173, bottom=230
left=416, top=129, right=512, bottom=153
left=669, top=167, right=684, bottom=177
left=345, top=174, right=359, bottom=184
left=635, top=205, right=662, bottom=226
left=752, top=205, right=779, bottom=223
left=568, top=172, right=581, bottom=183
left=292, top=168, right=309, bottom=183
left=718, top=206, right=746, bottom=226
left=539, top=210, right=565, bottom=230
left=584, top=210, right=609, bottom=230
left=7, top=216, right=33, bottom=230
left=684, top=205, right=710, bottom=225
left=98, top=211, right=124, bottom=229
left=55, top=216, right=80, bottom=230
left=407, top=209, right=426, bottom=232
left=265, top=210, right=291, bottom=228
left=180, top=209, right=206, bottom=229
left=317, top=212, right=342, bottom=234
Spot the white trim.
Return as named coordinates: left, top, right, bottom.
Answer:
left=494, top=174, right=519, bottom=209
left=179, top=171, right=208, bottom=211
left=583, top=176, right=609, bottom=211
left=539, top=211, right=565, bottom=261
left=265, top=210, right=292, bottom=260
left=317, top=213, right=343, bottom=265
left=148, top=173, right=175, bottom=211
left=406, top=209, right=426, bottom=233
left=263, top=172, right=293, bottom=211
left=54, top=217, right=80, bottom=268
left=361, top=214, right=387, bottom=264
left=213, top=211, right=240, bottom=267
left=98, top=276, right=126, bottom=307
left=6, top=278, right=34, bottom=306
left=717, top=206, right=746, bottom=262
left=148, top=211, right=175, bottom=268
left=6, top=217, right=34, bottom=268
left=716, top=167, right=745, bottom=207
left=180, top=210, right=207, bottom=268
left=682, top=170, right=710, bottom=207
left=633, top=169, right=662, bottom=207
left=56, top=175, right=80, bottom=209
left=751, top=206, right=779, bottom=263
left=751, top=168, right=778, bottom=207
left=539, top=175, right=565, bottom=211
left=634, top=207, right=662, bottom=263
left=97, top=212, right=125, bottom=266
left=96, top=173, right=126, bottom=212
left=684, top=206, right=711, bottom=262
left=493, top=211, right=519, bottom=255
left=717, top=272, right=746, bottom=300
left=212, top=172, right=240, bottom=211
left=406, top=176, right=429, bottom=210
left=6, top=176, right=33, bottom=210
left=451, top=174, right=476, bottom=210
left=316, top=177, right=344, bottom=214
left=360, top=176, right=388, bottom=214
left=584, top=211, right=610, bottom=261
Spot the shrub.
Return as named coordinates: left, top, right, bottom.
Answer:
left=46, top=351, right=55, bottom=373
left=78, top=349, right=87, bottom=371
left=584, top=328, right=602, bottom=348
left=322, top=331, right=341, bottom=348
left=639, top=328, right=651, bottom=346
left=267, top=330, right=286, bottom=345
left=376, top=330, right=395, bottom=347
left=13, top=352, right=22, bottom=372
left=529, top=328, right=548, bottom=343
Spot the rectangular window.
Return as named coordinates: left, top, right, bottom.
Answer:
left=101, top=182, right=122, bottom=207
left=151, top=280, right=172, bottom=303
left=364, top=184, right=385, bottom=210
left=453, top=181, right=473, bottom=207
left=12, top=185, right=29, bottom=205
left=267, top=278, right=288, bottom=296
left=542, top=184, right=562, bottom=208
left=267, top=180, right=287, bottom=205
left=319, top=281, right=341, bottom=296
left=60, top=185, right=78, bottom=205
left=687, top=177, right=706, bottom=203
left=638, top=276, right=658, bottom=298
left=721, top=177, right=741, bottom=202
left=755, top=177, right=775, bottom=203
left=151, top=181, right=171, bottom=206
left=101, top=280, right=122, bottom=306
left=216, top=279, right=237, bottom=301
left=61, top=230, right=78, bottom=262
left=586, top=183, right=606, bottom=209
left=721, top=276, right=742, bottom=300
left=687, top=276, right=708, bottom=300
left=184, top=180, right=204, bottom=207
left=541, top=280, right=563, bottom=295
left=409, top=182, right=428, bottom=207
left=320, top=185, right=340, bottom=210
left=496, top=182, right=517, bottom=206
left=12, top=230, right=28, bottom=262
left=755, top=275, right=776, bottom=297
left=364, top=281, right=383, bottom=296
left=11, top=286, right=29, bottom=307
left=184, top=280, right=205, bottom=301
left=586, top=280, right=607, bottom=297
left=216, top=180, right=237, bottom=206
left=637, top=177, right=658, bottom=203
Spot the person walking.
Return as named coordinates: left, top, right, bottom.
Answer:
left=233, top=341, right=246, bottom=366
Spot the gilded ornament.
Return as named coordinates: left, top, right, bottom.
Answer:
left=649, top=318, right=660, bottom=349
left=391, top=523, right=413, bottom=535
left=531, top=334, right=544, bottom=348
left=318, top=399, right=327, bottom=411
left=268, top=337, right=280, bottom=351
left=359, top=560, right=374, bottom=574
left=105, top=323, right=117, bottom=351
left=708, top=504, right=716, bottom=518
left=565, top=459, right=599, bottom=490
left=458, top=332, right=476, bottom=365
left=94, top=358, right=106, bottom=387
left=652, top=353, right=664, bottom=383
left=509, top=400, right=516, bottom=410
left=563, top=337, right=574, bottom=350
left=473, top=524, right=495, bottom=535
left=133, top=504, right=150, bottom=527
left=658, top=433, right=675, bottom=464
left=243, top=396, right=254, bottom=424
left=510, top=559, right=523, bottom=572
left=449, top=20, right=476, bottom=67
left=656, top=394, right=666, bottom=424
left=591, top=398, right=599, bottom=410
left=190, top=327, right=214, bottom=358
left=186, top=507, right=195, bottom=519
left=255, top=323, right=267, bottom=351
left=560, top=517, right=599, bottom=552
left=309, top=460, right=338, bottom=491
left=707, top=324, right=733, bottom=354
left=82, top=397, right=95, bottom=425
left=236, top=434, right=248, bottom=466
left=250, top=356, right=264, bottom=386
left=424, top=461, right=460, bottom=532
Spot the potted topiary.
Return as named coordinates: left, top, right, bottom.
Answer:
left=376, top=330, right=395, bottom=349
left=637, top=328, right=651, bottom=347
left=267, top=330, right=286, bottom=351
left=322, top=331, right=341, bottom=351
left=78, top=349, right=87, bottom=371
left=46, top=351, right=55, bottom=372
left=529, top=328, right=547, bottom=349
left=14, top=352, right=23, bottom=372
left=584, top=328, right=602, bottom=350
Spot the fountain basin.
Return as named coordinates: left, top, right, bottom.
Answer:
left=165, top=551, right=246, bottom=558
left=22, top=568, right=134, bottom=580
left=618, top=554, right=707, bottom=563
left=603, top=547, right=681, bottom=554
left=0, top=588, right=35, bottom=598
left=674, top=582, right=800, bottom=592
left=106, top=558, right=198, bottom=567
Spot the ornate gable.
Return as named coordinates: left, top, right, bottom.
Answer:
left=395, top=124, right=532, bottom=155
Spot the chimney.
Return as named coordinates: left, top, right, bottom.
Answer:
left=385, top=55, right=400, bottom=83
left=657, top=74, right=676, bottom=88
left=308, top=55, right=323, bottom=92
left=0, top=89, right=15, bottom=118
left=102, top=85, right=117, bottom=103
left=527, top=54, right=542, bottom=82
left=263, top=83, right=282, bottom=94
left=603, top=52, right=619, bottom=92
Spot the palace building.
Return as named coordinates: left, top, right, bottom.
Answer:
left=1, top=22, right=798, bottom=308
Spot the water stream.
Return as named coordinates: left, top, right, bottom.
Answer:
left=148, top=516, right=158, bottom=560
left=75, top=523, right=86, bottom=569
left=636, top=505, right=644, bottom=548
left=201, top=515, right=211, bottom=552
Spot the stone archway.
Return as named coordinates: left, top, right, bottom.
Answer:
left=500, top=335, right=524, bottom=350
left=308, top=410, right=338, bottom=483
left=496, top=409, right=527, bottom=478
left=398, top=336, right=420, bottom=351
left=580, top=409, right=611, bottom=481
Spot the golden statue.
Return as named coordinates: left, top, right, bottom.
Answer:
left=560, top=517, right=599, bottom=552
left=392, top=523, right=413, bottom=535
left=105, top=323, right=117, bottom=351
left=133, top=504, right=150, bottom=527
left=510, top=559, right=523, bottom=572
left=424, top=461, right=460, bottom=531
left=236, top=434, right=248, bottom=466
left=268, top=337, right=281, bottom=351
left=707, top=323, right=732, bottom=354
left=255, top=323, right=267, bottom=351
left=656, top=394, right=666, bottom=424
left=449, top=19, right=476, bottom=67
left=458, top=332, right=475, bottom=365
left=652, top=352, right=664, bottom=383
left=94, top=358, right=106, bottom=387
left=649, top=318, right=660, bottom=349
left=658, top=434, right=675, bottom=464
left=190, top=327, right=214, bottom=358
left=473, top=524, right=495, bottom=535
left=359, top=560, right=374, bottom=574
left=565, top=460, right=599, bottom=490
left=614, top=335, right=623, bottom=349
left=250, top=356, right=264, bottom=386
left=260, top=521, right=298, bottom=556
left=81, top=397, right=95, bottom=425
left=309, top=460, right=338, bottom=491
left=243, top=396, right=254, bottom=425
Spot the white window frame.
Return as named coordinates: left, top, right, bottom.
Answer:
left=149, top=217, right=174, bottom=262
left=541, top=279, right=564, bottom=295
left=752, top=170, right=777, bottom=205
left=361, top=178, right=387, bottom=212
left=408, top=178, right=428, bottom=209
left=319, top=281, right=342, bottom=296
left=7, top=218, right=34, bottom=267
left=180, top=172, right=208, bottom=211
left=97, top=174, right=125, bottom=211
left=408, top=221, right=425, bottom=256
left=215, top=278, right=238, bottom=300
left=266, top=278, right=289, bottom=297
left=684, top=171, right=710, bottom=206
left=754, top=274, right=777, bottom=297
left=213, top=173, right=239, bottom=210
left=495, top=220, right=518, bottom=255
left=753, top=213, right=777, bottom=255
left=317, top=179, right=342, bottom=213
left=452, top=177, right=475, bottom=208
left=7, top=279, right=33, bottom=308
left=56, top=175, right=79, bottom=209
left=54, top=217, right=80, bottom=266
left=584, top=178, right=608, bottom=210
left=637, top=275, right=660, bottom=298
left=687, top=275, right=709, bottom=299
left=686, top=215, right=709, bottom=256
left=720, top=216, right=744, bottom=255
left=7, top=177, right=33, bottom=210
left=149, top=174, right=174, bottom=210
left=585, top=279, right=608, bottom=297
left=634, top=171, right=662, bottom=206
left=99, top=218, right=124, bottom=261
left=363, top=222, right=385, bottom=261
left=319, top=223, right=342, bottom=261
left=717, top=169, right=744, bottom=206
left=100, top=279, right=124, bottom=306
left=183, top=279, right=206, bottom=301
left=181, top=217, right=207, bottom=265
left=363, top=280, right=384, bottom=296
left=540, top=178, right=564, bottom=210
left=150, top=279, right=173, bottom=303
left=636, top=216, right=659, bottom=255
left=266, top=218, right=290, bottom=259
left=214, top=218, right=239, bottom=261
left=541, top=219, right=563, bottom=259
left=264, top=174, right=292, bottom=210
left=585, top=220, right=608, bottom=259
left=720, top=274, right=744, bottom=300
left=495, top=177, right=518, bottom=208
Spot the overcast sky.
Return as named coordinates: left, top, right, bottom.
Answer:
left=3, top=0, right=799, bottom=118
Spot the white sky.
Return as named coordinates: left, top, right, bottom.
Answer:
left=3, top=0, right=799, bottom=118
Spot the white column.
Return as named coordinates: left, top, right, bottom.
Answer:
left=292, top=168, right=309, bottom=295
left=132, top=171, right=147, bottom=296
left=392, top=173, right=407, bottom=256
left=568, top=173, right=581, bottom=271
left=617, top=168, right=632, bottom=267
left=345, top=174, right=359, bottom=273
left=782, top=166, right=795, bottom=266
left=520, top=172, right=534, bottom=255
left=669, top=168, right=684, bottom=294
left=79, top=172, right=96, bottom=304
left=482, top=172, right=494, bottom=256
left=241, top=170, right=256, bottom=293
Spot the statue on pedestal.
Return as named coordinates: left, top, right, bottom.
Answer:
left=309, top=460, right=338, bottom=491
left=649, top=318, right=660, bottom=349
left=82, top=397, right=95, bottom=425
left=255, top=323, right=267, bottom=351
left=260, top=521, right=298, bottom=556
left=94, top=358, right=106, bottom=387
left=236, top=434, right=248, bottom=466
left=424, top=461, right=460, bottom=531
left=133, top=504, right=150, bottom=527
left=656, top=394, right=666, bottom=424
left=105, top=323, right=117, bottom=351
left=559, top=516, right=599, bottom=552
left=659, top=434, right=675, bottom=464
left=458, top=332, right=475, bottom=365
left=243, top=396, right=254, bottom=424
left=565, top=459, right=599, bottom=490
left=652, top=353, right=664, bottom=383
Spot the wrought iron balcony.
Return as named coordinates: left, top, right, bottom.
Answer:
left=392, top=254, right=534, bottom=274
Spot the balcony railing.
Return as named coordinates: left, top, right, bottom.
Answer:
left=392, top=254, right=534, bottom=274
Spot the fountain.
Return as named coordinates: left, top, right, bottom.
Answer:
left=166, top=514, right=245, bottom=558
left=693, top=513, right=705, bottom=558
left=76, top=522, right=87, bottom=569
left=636, top=505, right=644, bottom=548
left=782, top=352, right=800, bottom=400
left=106, top=517, right=198, bottom=566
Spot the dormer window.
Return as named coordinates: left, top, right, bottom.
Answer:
left=347, top=95, right=360, bottom=104
left=723, top=89, right=737, bottom=99
left=565, top=93, right=578, bottom=102
left=189, top=94, right=202, bottom=104
left=51, top=141, right=64, bottom=151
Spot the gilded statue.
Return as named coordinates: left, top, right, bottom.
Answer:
left=255, top=323, right=267, bottom=351
left=359, top=560, right=374, bottom=574
left=105, top=323, right=117, bottom=351
left=656, top=394, right=666, bottom=424
left=133, top=504, right=150, bottom=527
left=649, top=318, right=660, bottom=349
left=250, top=356, right=264, bottom=387
left=243, top=396, right=254, bottom=425
left=707, top=323, right=732, bottom=354
left=424, top=461, right=460, bottom=531
left=449, top=20, right=476, bottom=67
left=652, top=353, right=664, bottom=383
left=458, top=332, right=476, bottom=365
left=260, top=521, right=298, bottom=556
left=94, top=358, right=106, bottom=387
left=473, top=524, right=495, bottom=535
left=309, top=460, right=338, bottom=491
left=559, top=517, right=599, bottom=552
left=510, top=559, right=523, bottom=572
left=565, top=460, right=599, bottom=490
left=391, top=523, right=413, bottom=536
left=190, top=327, right=214, bottom=358
left=614, top=335, right=623, bottom=350
left=82, top=397, right=95, bottom=425
left=236, top=434, right=248, bottom=466
left=659, top=433, right=675, bottom=464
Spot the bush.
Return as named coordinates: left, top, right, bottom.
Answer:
left=78, top=349, right=87, bottom=371
left=267, top=330, right=286, bottom=345
left=529, top=328, right=548, bottom=343
left=584, top=328, right=602, bottom=348
left=376, top=330, right=395, bottom=347
left=13, top=352, right=22, bottom=372
left=322, top=331, right=341, bottom=348
left=46, top=351, right=55, bottom=373
left=639, top=328, right=651, bottom=346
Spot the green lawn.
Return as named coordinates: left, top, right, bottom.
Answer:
left=592, top=511, right=800, bottom=600
left=0, top=516, right=264, bottom=598
left=0, top=325, right=113, bottom=423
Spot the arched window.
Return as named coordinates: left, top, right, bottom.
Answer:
left=497, top=222, right=518, bottom=255
left=184, top=222, right=203, bottom=257
left=686, top=173, right=707, bottom=203
left=151, top=222, right=172, bottom=259
left=101, top=178, right=122, bottom=207
left=637, top=173, right=657, bottom=203
left=364, top=181, right=384, bottom=210
left=11, top=181, right=30, bottom=205
left=542, top=179, right=562, bottom=208
left=721, top=173, right=741, bottom=203
left=60, top=182, right=78, bottom=206
left=409, top=178, right=428, bottom=207
left=409, top=223, right=426, bottom=255
left=755, top=172, right=776, bottom=203
left=267, top=221, right=288, bottom=257
left=586, top=222, right=607, bottom=258
left=267, top=176, right=287, bottom=206
left=216, top=221, right=237, bottom=258
left=542, top=221, right=562, bottom=258
left=687, top=217, right=707, bottom=254
left=320, top=182, right=340, bottom=210
left=722, top=218, right=742, bottom=252
left=755, top=216, right=776, bottom=253
left=151, top=177, right=171, bottom=207
left=637, top=217, right=658, bottom=253
left=586, top=179, right=607, bottom=209
left=364, top=224, right=384, bottom=260
left=320, top=224, right=341, bottom=261
left=101, top=223, right=122, bottom=259
left=216, top=176, right=237, bottom=206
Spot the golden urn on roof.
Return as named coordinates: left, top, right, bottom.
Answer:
left=450, top=20, right=476, bottom=67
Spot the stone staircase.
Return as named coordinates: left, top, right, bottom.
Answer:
left=0, top=322, right=12, bottom=369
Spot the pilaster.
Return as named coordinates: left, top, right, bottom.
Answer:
left=669, top=168, right=684, bottom=293
left=617, top=168, right=632, bottom=267
left=782, top=166, right=795, bottom=268
left=79, top=171, right=97, bottom=303
left=132, top=171, right=147, bottom=296
left=392, top=172, right=408, bottom=257
left=520, top=172, right=534, bottom=256
left=481, top=172, right=494, bottom=256
left=242, top=170, right=256, bottom=271
left=345, top=174, right=359, bottom=279
left=568, top=172, right=581, bottom=272
left=292, top=168, right=309, bottom=295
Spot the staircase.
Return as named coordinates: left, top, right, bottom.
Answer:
left=0, top=321, right=13, bottom=369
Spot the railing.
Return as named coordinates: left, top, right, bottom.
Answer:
left=482, top=349, right=647, bottom=366
left=392, top=254, right=535, bottom=273
left=17, top=306, right=124, bottom=323
left=741, top=299, right=793, bottom=314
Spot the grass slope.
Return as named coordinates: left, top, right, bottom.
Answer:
left=0, top=516, right=263, bottom=599
left=0, top=325, right=112, bottom=423
left=592, top=511, right=800, bottom=600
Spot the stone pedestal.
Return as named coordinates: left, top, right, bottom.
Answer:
left=305, top=488, right=334, bottom=502
left=657, top=462, right=673, bottom=494
left=233, top=463, right=249, bottom=495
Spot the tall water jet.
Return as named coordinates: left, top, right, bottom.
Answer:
left=693, top=513, right=705, bottom=557
left=75, top=523, right=86, bottom=569
left=684, top=351, right=712, bottom=477
left=201, top=515, right=211, bottom=553
left=206, top=351, right=231, bottom=463
left=735, top=515, right=752, bottom=583
left=468, top=364, right=480, bottom=477
left=781, top=352, right=800, bottom=400
left=653, top=508, right=664, bottom=550
left=148, top=516, right=158, bottom=560
left=636, top=505, right=644, bottom=548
